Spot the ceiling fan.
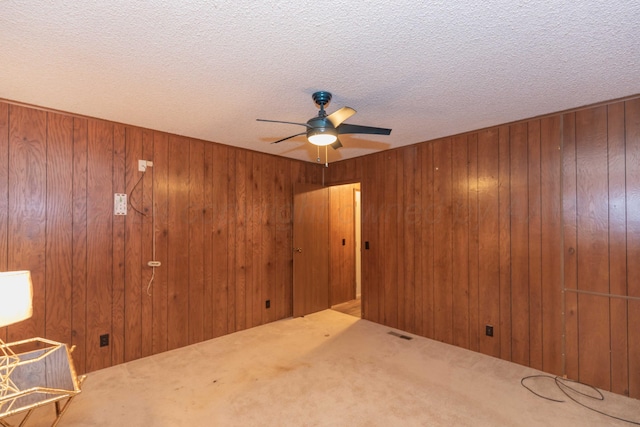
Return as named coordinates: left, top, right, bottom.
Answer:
left=256, top=91, right=392, bottom=152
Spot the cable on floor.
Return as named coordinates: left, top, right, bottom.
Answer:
left=521, top=374, right=640, bottom=425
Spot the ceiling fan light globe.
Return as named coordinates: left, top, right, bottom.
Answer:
left=307, top=129, right=337, bottom=146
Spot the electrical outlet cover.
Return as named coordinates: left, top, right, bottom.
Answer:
left=114, top=193, right=127, bottom=215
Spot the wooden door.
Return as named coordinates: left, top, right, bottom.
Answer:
left=293, top=184, right=329, bottom=317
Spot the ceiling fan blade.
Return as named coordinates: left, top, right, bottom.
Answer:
left=326, top=107, right=356, bottom=127
left=337, top=123, right=392, bottom=135
left=330, top=138, right=343, bottom=149
left=270, top=132, right=306, bottom=144
left=257, top=118, right=310, bottom=128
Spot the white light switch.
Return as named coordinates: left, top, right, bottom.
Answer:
left=114, top=193, right=127, bottom=215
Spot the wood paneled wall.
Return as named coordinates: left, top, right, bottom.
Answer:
left=0, top=101, right=322, bottom=374
left=329, top=183, right=359, bottom=305
left=2, top=96, right=638, bottom=398
left=327, top=98, right=640, bottom=398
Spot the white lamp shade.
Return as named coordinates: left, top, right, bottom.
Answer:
left=0, top=270, right=33, bottom=328
left=308, top=133, right=337, bottom=146
left=307, top=127, right=338, bottom=146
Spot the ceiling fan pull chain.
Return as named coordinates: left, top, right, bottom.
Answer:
left=317, top=145, right=321, bottom=163
left=325, top=146, right=328, bottom=168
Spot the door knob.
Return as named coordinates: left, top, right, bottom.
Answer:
left=294, top=248, right=302, bottom=253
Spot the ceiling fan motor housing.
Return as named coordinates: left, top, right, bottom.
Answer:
left=306, top=116, right=337, bottom=145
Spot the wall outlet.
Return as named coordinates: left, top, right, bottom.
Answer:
left=265, top=300, right=271, bottom=309
left=114, top=193, right=127, bottom=215
left=485, top=325, right=494, bottom=337
left=100, top=333, right=110, bottom=347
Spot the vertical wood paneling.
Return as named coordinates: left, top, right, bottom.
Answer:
left=510, top=123, right=530, bottom=366
left=85, top=119, right=113, bottom=372
left=325, top=104, right=637, bottom=398
left=262, top=156, right=277, bottom=324
left=152, top=131, right=169, bottom=355
left=124, top=127, right=143, bottom=362
left=275, top=157, right=293, bottom=319
left=467, top=134, right=479, bottom=351
left=477, top=129, right=500, bottom=358
left=329, top=184, right=357, bottom=305
left=433, top=139, right=453, bottom=344
left=166, top=136, right=189, bottom=350
left=234, top=149, right=247, bottom=333
left=359, top=159, right=370, bottom=319
left=412, top=147, right=424, bottom=337
left=244, top=153, right=255, bottom=329
left=324, top=102, right=639, bottom=401
left=575, top=106, right=611, bottom=391
left=188, top=140, right=205, bottom=344
left=3, top=96, right=640, bottom=399
left=212, top=145, right=229, bottom=337
left=326, top=102, right=638, bottom=398
left=630, top=300, right=640, bottom=398
left=282, top=159, right=294, bottom=318
left=451, top=135, right=469, bottom=348
left=403, top=148, right=416, bottom=333
left=202, top=143, right=214, bottom=340
left=141, top=130, right=155, bottom=357
left=540, top=116, right=562, bottom=375
left=361, top=155, right=377, bottom=322
left=7, top=105, right=47, bottom=342
left=421, top=143, right=435, bottom=338
left=396, top=151, right=406, bottom=332
left=374, top=153, right=386, bottom=323
left=251, top=154, right=263, bottom=327
left=607, top=102, right=628, bottom=395
left=0, top=103, right=8, bottom=343
left=527, top=120, right=543, bottom=370
left=225, top=148, right=239, bottom=333
left=383, top=151, right=398, bottom=328
left=71, top=117, right=88, bottom=374
left=327, top=157, right=361, bottom=184
left=44, top=112, right=74, bottom=345
left=111, top=124, right=126, bottom=366
left=0, top=101, right=321, bottom=376
left=625, top=99, right=640, bottom=397
left=328, top=187, right=342, bottom=305
left=498, top=126, right=512, bottom=361
left=562, top=112, right=579, bottom=380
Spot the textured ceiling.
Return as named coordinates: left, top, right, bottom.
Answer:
left=1, top=1, right=639, bottom=163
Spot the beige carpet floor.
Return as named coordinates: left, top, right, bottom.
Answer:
left=13, top=310, right=640, bottom=426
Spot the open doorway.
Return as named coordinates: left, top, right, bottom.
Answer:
left=329, top=183, right=362, bottom=318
